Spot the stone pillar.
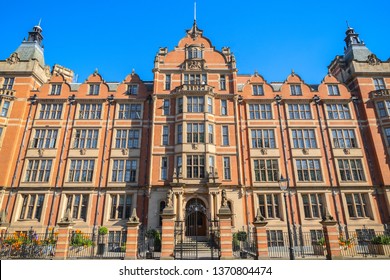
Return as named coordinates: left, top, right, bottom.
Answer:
left=160, top=189, right=176, bottom=260
left=253, top=210, right=269, bottom=259
left=125, top=209, right=140, bottom=260
left=54, top=219, right=75, bottom=260
left=320, top=217, right=343, bottom=260
left=217, top=205, right=233, bottom=260
left=209, top=192, right=215, bottom=220
left=177, top=192, right=183, bottom=221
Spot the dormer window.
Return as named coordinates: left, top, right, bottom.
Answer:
left=327, top=85, right=340, bottom=96
left=50, top=84, right=62, bottom=95
left=127, top=84, right=138, bottom=95
left=188, top=46, right=202, bottom=59
left=89, top=84, right=100, bottom=95
left=252, top=84, right=264, bottom=96
left=290, top=84, right=302, bottom=96
left=184, top=74, right=207, bottom=85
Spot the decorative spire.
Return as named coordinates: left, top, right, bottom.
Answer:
left=27, top=22, right=44, bottom=46
left=344, top=24, right=364, bottom=48
left=186, top=1, right=203, bottom=40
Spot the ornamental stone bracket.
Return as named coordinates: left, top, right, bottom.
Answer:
left=6, top=52, right=20, bottom=65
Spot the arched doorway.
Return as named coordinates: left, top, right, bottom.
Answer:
left=185, top=198, right=207, bottom=236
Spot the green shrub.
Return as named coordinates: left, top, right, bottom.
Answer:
left=98, top=226, right=108, bottom=235
left=371, top=235, right=390, bottom=245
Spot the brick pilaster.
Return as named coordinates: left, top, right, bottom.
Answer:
left=160, top=207, right=176, bottom=260
left=217, top=206, right=233, bottom=260
left=253, top=220, right=269, bottom=259
left=320, top=219, right=343, bottom=260
left=54, top=221, right=74, bottom=260
left=125, top=209, right=140, bottom=260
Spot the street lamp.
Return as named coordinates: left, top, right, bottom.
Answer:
left=278, top=175, right=295, bottom=260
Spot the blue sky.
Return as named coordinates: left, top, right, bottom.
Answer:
left=1, top=0, right=389, bottom=84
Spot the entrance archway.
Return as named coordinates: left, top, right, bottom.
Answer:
left=185, top=198, right=207, bottom=236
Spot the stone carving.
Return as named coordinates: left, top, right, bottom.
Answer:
left=166, top=189, right=173, bottom=208
left=260, top=148, right=267, bottom=155
left=302, top=148, right=309, bottom=155
left=121, top=148, right=128, bottom=155
left=343, top=148, right=350, bottom=155
left=6, top=52, right=20, bottom=65
left=367, top=54, right=381, bottom=66
left=44, top=66, right=51, bottom=78
left=221, top=189, right=227, bottom=207
left=38, top=148, right=45, bottom=157
left=188, top=60, right=202, bottom=70
left=80, top=148, right=86, bottom=155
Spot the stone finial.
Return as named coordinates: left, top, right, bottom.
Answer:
left=254, top=208, right=265, bottom=222
left=60, top=208, right=73, bottom=223
left=321, top=204, right=334, bottom=222
left=128, top=208, right=139, bottom=223
left=0, top=210, right=7, bottom=223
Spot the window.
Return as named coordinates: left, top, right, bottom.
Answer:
left=177, top=98, right=183, bottom=113
left=209, top=155, right=215, bottom=175
left=110, top=194, right=132, bottom=219
left=208, top=124, right=214, bottom=144
left=373, top=78, right=386, bottom=90
left=184, top=73, right=207, bottom=85
left=251, top=129, right=275, bottom=148
left=177, top=124, right=183, bottom=144
left=327, top=85, right=340, bottom=96
left=108, top=231, right=127, bottom=252
left=111, top=159, right=137, bottom=182
left=221, top=100, right=228, bottom=115
left=163, top=99, right=170, bottom=115
left=346, top=193, right=369, bottom=218
left=176, top=156, right=182, bottom=175
left=127, top=84, right=138, bottom=95
left=66, top=194, right=88, bottom=220
left=187, top=96, right=204, bottom=112
left=254, top=159, right=278, bottom=182
left=222, top=126, right=229, bottom=145
left=207, top=97, right=213, bottom=113
left=186, top=155, right=205, bottom=178
left=115, top=129, right=140, bottom=148
left=332, top=129, right=357, bottom=148
left=50, top=84, right=62, bottom=95
left=1, top=100, right=10, bottom=117
left=0, top=127, right=3, bottom=140
left=25, top=159, right=52, bottom=182
left=68, top=160, right=95, bottom=182
left=384, top=128, right=390, bottom=146
left=302, top=194, right=324, bottom=219
left=19, top=194, right=44, bottom=220
left=288, top=104, right=312, bottom=119
left=223, top=157, right=231, bottom=180
left=187, top=47, right=202, bottom=59
left=187, top=123, right=205, bottom=143
left=118, top=104, right=142, bottom=119
left=326, top=104, right=351, bottom=119
left=258, top=194, right=280, bottom=219
left=3, top=77, right=14, bottom=90
left=79, top=104, right=102, bottom=119
left=165, top=74, right=171, bottom=90
left=31, top=129, right=58, bottom=148
left=220, top=75, right=226, bottom=90
left=252, top=84, right=264, bottom=96
left=290, top=84, right=302, bottom=95
left=267, top=230, right=284, bottom=247
left=291, top=129, right=317, bottom=148
left=338, top=159, right=365, bottom=181
left=39, top=104, right=63, bottom=119
left=296, top=159, right=322, bottom=182
left=310, top=230, right=324, bottom=244
left=162, top=125, right=169, bottom=145
left=89, top=84, right=100, bottom=95
left=161, top=157, right=168, bottom=180
left=74, top=129, right=98, bottom=149
left=249, top=104, right=272, bottom=119
left=377, top=100, right=390, bottom=117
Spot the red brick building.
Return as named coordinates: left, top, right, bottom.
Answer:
left=0, top=22, right=389, bottom=244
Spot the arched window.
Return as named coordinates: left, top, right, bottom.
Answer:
left=188, top=47, right=202, bottom=59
